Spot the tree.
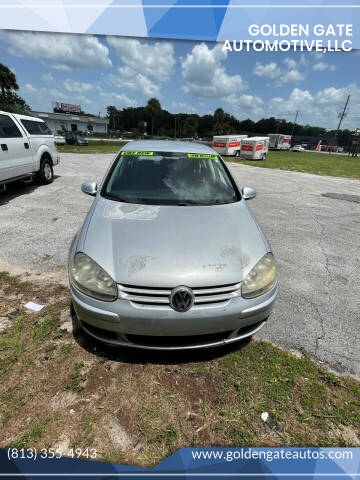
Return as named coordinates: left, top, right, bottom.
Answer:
left=104, top=101, right=351, bottom=147
left=0, top=63, right=30, bottom=114
left=0, top=90, right=31, bottom=115
left=0, top=63, right=19, bottom=96
left=214, top=108, right=225, bottom=123
left=238, top=118, right=256, bottom=132
left=146, top=98, right=161, bottom=135
left=183, top=116, right=199, bottom=138
left=106, top=105, right=118, bottom=132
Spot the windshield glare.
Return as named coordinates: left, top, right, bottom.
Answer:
left=103, top=151, right=239, bottom=206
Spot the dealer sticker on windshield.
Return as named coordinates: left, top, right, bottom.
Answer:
left=187, top=153, right=218, bottom=159
left=121, top=151, right=154, bottom=156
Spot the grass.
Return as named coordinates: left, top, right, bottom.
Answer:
left=0, top=273, right=359, bottom=466
left=58, top=141, right=360, bottom=179
left=67, top=361, right=87, bottom=392
left=57, top=140, right=127, bottom=154
left=228, top=150, right=360, bottom=179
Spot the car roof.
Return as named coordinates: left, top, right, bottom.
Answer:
left=120, top=140, right=216, bottom=155
left=0, top=111, right=45, bottom=122
left=12, top=113, right=45, bottom=122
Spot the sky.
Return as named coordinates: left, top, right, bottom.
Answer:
left=0, top=30, right=359, bottom=130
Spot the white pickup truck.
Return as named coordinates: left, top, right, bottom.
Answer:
left=0, top=110, right=60, bottom=189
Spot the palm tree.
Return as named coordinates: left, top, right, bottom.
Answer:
left=146, top=98, right=162, bottom=136
left=214, top=108, right=225, bottom=123
left=0, top=63, right=19, bottom=96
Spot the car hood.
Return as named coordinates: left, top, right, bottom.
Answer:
left=81, top=197, right=268, bottom=287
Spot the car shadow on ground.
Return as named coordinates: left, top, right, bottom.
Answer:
left=0, top=176, right=60, bottom=206
left=70, top=306, right=251, bottom=366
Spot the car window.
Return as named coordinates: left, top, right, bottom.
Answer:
left=0, top=114, right=23, bottom=138
left=20, top=119, right=52, bottom=135
left=102, top=151, right=240, bottom=206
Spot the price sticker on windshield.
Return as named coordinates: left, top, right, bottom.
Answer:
left=187, top=153, right=218, bottom=159
left=121, top=151, right=154, bottom=156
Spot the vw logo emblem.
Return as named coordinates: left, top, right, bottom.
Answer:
left=170, top=286, right=194, bottom=313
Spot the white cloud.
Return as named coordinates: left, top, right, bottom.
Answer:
left=268, top=84, right=359, bottom=129
left=253, top=61, right=281, bottom=79
left=48, top=88, right=67, bottom=100
left=41, top=73, right=54, bottom=82
left=283, top=58, right=297, bottom=70
left=107, top=37, right=175, bottom=81
left=253, top=58, right=306, bottom=86
left=313, top=62, right=336, bottom=72
left=170, top=101, right=197, bottom=113
left=277, top=69, right=306, bottom=84
left=181, top=43, right=246, bottom=97
left=44, top=88, right=91, bottom=106
left=109, top=66, right=160, bottom=97
left=299, top=55, right=308, bottom=67
left=225, top=93, right=264, bottom=116
left=99, top=92, right=137, bottom=107
left=50, top=64, right=70, bottom=71
left=0, top=31, right=112, bottom=70
left=314, top=85, right=353, bottom=105
left=24, top=83, right=37, bottom=94
left=269, top=88, right=315, bottom=116
left=64, top=79, right=93, bottom=93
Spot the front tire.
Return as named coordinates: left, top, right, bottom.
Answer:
left=235, top=150, right=240, bottom=157
left=36, top=158, right=54, bottom=185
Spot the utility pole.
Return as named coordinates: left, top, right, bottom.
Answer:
left=291, top=110, right=299, bottom=136
left=337, top=95, right=350, bottom=131
left=329, top=94, right=350, bottom=154
left=112, top=114, right=116, bottom=138
left=350, top=128, right=360, bottom=157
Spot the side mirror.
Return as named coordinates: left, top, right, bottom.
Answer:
left=81, top=181, right=97, bottom=197
left=242, top=186, right=256, bottom=200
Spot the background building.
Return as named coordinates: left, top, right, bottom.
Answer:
left=31, top=110, right=109, bottom=134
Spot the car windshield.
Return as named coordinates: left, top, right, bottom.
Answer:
left=102, top=151, right=240, bottom=206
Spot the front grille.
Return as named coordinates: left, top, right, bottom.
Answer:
left=118, top=282, right=241, bottom=307
left=126, top=330, right=233, bottom=347
left=80, top=320, right=264, bottom=349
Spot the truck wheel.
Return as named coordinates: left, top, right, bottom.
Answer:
left=37, top=158, right=54, bottom=185
left=263, top=153, right=267, bottom=161
left=235, top=150, right=240, bottom=157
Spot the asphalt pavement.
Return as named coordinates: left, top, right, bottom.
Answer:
left=1, top=153, right=359, bottom=375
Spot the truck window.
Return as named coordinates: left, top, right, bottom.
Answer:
left=20, top=119, right=52, bottom=135
left=0, top=114, right=23, bottom=138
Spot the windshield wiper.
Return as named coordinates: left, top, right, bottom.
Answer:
left=104, top=194, right=135, bottom=203
left=114, top=197, right=133, bottom=203
left=178, top=199, right=229, bottom=206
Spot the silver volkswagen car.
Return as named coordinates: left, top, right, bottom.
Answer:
left=68, top=140, right=278, bottom=350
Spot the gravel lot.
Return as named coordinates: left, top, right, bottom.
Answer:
left=1, top=153, right=359, bottom=375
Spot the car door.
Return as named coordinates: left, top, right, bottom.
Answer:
left=0, top=113, right=32, bottom=182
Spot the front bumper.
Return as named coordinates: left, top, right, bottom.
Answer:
left=70, top=283, right=278, bottom=350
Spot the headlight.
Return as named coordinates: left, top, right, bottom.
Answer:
left=242, top=253, right=276, bottom=299
left=71, top=253, right=117, bottom=302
